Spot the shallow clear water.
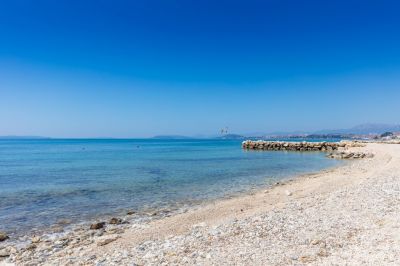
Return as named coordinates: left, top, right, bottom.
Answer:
left=0, top=139, right=341, bottom=236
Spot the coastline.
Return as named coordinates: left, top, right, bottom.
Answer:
left=0, top=156, right=341, bottom=247
left=2, top=142, right=400, bottom=265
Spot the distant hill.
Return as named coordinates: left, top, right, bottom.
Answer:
left=0, top=136, right=51, bottom=140
left=248, top=123, right=400, bottom=138
left=151, top=135, right=192, bottom=139
left=217, top=134, right=246, bottom=140
left=151, top=134, right=247, bottom=140
left=315, top=123, right=400, bottom=135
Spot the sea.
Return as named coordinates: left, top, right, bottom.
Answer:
left=0, top=138, right=342, bottom=238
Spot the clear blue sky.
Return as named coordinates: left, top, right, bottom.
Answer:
left=1, top=0, right=400, bottom=137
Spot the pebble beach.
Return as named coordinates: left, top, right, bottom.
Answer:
left=1, top=142, right=400, bottom=265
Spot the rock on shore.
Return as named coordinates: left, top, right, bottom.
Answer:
left=90, top=222, right=105, bottom=230
left=0, top=232, right=9, bottom=242
left=327, top=151, right=374, bottom=159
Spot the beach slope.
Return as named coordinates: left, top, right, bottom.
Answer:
left=3, top=143, right=400, bottom=265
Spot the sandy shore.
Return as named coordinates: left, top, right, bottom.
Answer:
left=1, top=142, right=400, bottom=265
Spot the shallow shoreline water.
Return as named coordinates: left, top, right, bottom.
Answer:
left=0, top=139, right=341, bottom=240
left=1, top=161, right=343, bottom=251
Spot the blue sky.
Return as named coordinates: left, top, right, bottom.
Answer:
left=1, top=0, right=400, bottom=137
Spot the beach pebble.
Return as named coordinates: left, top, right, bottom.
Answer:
left=94, top=230, right=104, bottom=237
left=57, top=219, right=72, bottom=225
left=26, top=244, right=37, bottom=251
left=285, top=190, right=293, bottom=196
left=32, top=236, right=41, bottom=243
left=90, top=222, right=106, bottom=230
left=109, top=218, right=123, bottom=225
left=97, top=236, right=119, bottom=246
left=310, top=239, right=321, bottom=245
left=51, top=226, right=64, bottom=233
left=0, top=249, right=10, bottom=257
left=0, top=232, right=9, bottom=242
left=192, top=222, right=207, bottom=228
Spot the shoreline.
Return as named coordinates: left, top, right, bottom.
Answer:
left=0, top=159, right=343, bottom=247
left=2, top=142, right=400, bottom=265
left=0, top=150, right=341, bottom=244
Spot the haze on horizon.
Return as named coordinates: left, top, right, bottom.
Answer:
left=1, top=0, right=400, bottom=138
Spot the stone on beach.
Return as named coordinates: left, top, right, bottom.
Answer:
left=26, top=244, right=37, bottom=251
left=0, top=249, right=10, bottom=257
left=109, top=218, right=123, bottom=225
left=326, top=151, right=374, bottom=159
left=56, top=219, right=72, bottom=225
left=285, top=190, right=293, bottom=196
left=90, top=222, right=106, bottom=230
left=97, top=236, right=119, bottom=246
left=31, top=236, right=41, bottom=243
left=0, top=232, right=9, bottom=242
left=192, top=222, right=207, bottom=228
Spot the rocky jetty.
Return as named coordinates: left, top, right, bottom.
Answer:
left=242, top=140, right=344, bottom=151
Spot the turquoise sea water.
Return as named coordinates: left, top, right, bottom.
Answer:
left=0, top=139, right=341, bottom=236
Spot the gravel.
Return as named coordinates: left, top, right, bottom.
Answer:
left=1, top=143, right=399, bottom=265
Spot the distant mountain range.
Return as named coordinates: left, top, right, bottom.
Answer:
left=216, top=134, right=246, bottom=140
left=152, top=134, right=248, bottom=140
left=314, top=123, right=400, bottom=135
left=151, top=135, right=192, bottom=139
left=245, top=123, right=400, bottom=138
left=0, top=136, right=51, bottom=140
left=2, top=124, right=399, bottom=140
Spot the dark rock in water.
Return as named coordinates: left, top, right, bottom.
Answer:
left=26, top=244, right=37, bottom=251
left=57, top=219, right=72, bottom=225
left=0, top=232, right=9, bottom=242
left=51, top=226, right=64, bottom=233
left=161, top=209, right=172, bottom=214
left=109, top=218, right=123, bottom=225
left=127, top=210, right=136, bottom=215
left=90, top=222, right=105, bottom=230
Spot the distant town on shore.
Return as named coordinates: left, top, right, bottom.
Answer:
left=154, top=123, right=400, bottom=140
left=2, top=123, right=400, bottom=141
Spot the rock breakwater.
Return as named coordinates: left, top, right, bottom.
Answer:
left=242, top=140, right=344, bottom=152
